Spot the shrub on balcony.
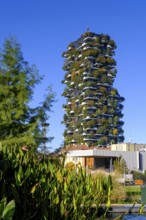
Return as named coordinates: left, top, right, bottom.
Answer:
left=87, top=100, right=95, bottom=106
left=108, top=39, right=116, bottom=48
left=110, top=88, right=118, bottom=96
left=102, top=106, right=108, bottom=113
left=98, top=127, right=105, bottom=134
left=93, top=70, right=100, bottom=78
left=96, top=56, right=106, bottom=64
left=98, top=67, right=106, bottom=74
left=106, top=57, right=116, bottom=65
left=101, top=75, right=108, bottom=83
left=108, top=117, right=113, bottom=124
left=83, top=49, right=100, bottom=57
left=113, top=129, right=118, bottom=135
left=102, top=34, right=110, bottom=42
left=114, top=116, right=119, bottom=124
left=98, top=138, right=106, bottom=145
left=99, top=87, right=107, bottom=96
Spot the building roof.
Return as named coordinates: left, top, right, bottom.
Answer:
left=63, top=145, right=111, bottom=152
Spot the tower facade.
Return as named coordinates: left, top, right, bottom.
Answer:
left=62, top=32, right=124, bottom=147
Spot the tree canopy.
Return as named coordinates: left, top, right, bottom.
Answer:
left=0, top=37, right=55, bottom=150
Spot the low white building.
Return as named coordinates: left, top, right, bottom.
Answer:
left=65, top=143, right=146, bottom=172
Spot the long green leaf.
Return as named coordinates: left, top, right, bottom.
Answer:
left=2, top=200, right=15, bottom=220
left=0, top=198, right=7, bottom=218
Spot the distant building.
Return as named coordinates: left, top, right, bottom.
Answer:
left=64, top=144, right=146, bottom=172
left=62, top=31, right=124, bottom=147
left=111, top=143, right=146, bottom=151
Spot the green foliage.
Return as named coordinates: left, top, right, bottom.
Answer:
left=132, top=170, right=146, bottom=183
left=125, top=186, right=141, bottom=193
left=0, top=198, right=15, bottom=220
left=0, top=145, right=113, bottom=219
left=0, top=37, right=55, bottom=150
left=114, top=156, right=129, bottom=174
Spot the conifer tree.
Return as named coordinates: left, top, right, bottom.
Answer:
left=0, top=37, right=54, bottom=149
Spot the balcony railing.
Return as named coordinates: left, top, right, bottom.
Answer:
left=83, top=86, right=97, bottom=91
left=67, top=130, right=73, bottom=134
left=83, top=127, right=98, bottom=131
left=83, top=76, right=97, bottom=81
left=83, top=96, right=98, bottom=100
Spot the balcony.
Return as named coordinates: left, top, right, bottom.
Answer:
left=101, top=113, right=113, bottom=117
left=67, top=101, right=71, bottom=105
left=78, top=113, right=83, bottom=117
left=94, top=62, right=103, bottom=66
left=97, top=83, right=111, bottom=87
left=63, top=53, right=68, bottom=57
left=83, top=46, right=97, bottom=51
left=71, top=139, right=77, bottom=143
left=106, top=65, right=115, bottom=69
left=81, top=42, right=88, bottom=47
left=83, top=127, right=98, bottom=131
left=67, top=130, right=73, bottom=134
left=85, top=116, right=91, bottom=120
left=81, top=102, right=87, bottom=106
left=83, top=116, right=97, bottom=121
left=83, top=36, right=94, bottom=41
left=107, top=73, right=113, bottom=77
left=107, top=44, right=113, bottom=48
left=82, top=132, right=87, bottom=136
left=80, top=63, right=85, bottom=67
left=108, top=134, right=118, bottom=137
left=96, top=92, right=102, bottom=95
left=65, top=93, right=71, bottom=98
left=70, top=82, right=74, bottom=86
left=84, top=56, right=96, bottom=60
left=83, top=86, right=97, bottom=91
left=83, top=76, right=97, bottom=81
left=83, top=96, right=98, bottom=101
left=91, top=65, right=99, bottom=70
left=68, top=46, right=73, bottom=51
left=87, top=106, right=97, bottom=110
left=79, top=83, right=83, bottom=87
left=67, top=74, right=71, bottom=78
left=83, top=71, right=88, bottom=75
left=83, top=138, right=98, bottom=141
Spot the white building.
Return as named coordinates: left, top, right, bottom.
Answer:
left=65, top=143, right=146, bottom=172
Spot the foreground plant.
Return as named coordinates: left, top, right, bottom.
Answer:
left=0, top=145, right=112, bottom=219
left=0, top=198, right=15, bottom=220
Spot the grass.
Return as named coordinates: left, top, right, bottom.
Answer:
left=125, top=186, right=141, bottom=193
left=124, top=186, right=141, bottom=203
left=90, top=170, right=142, bottom=204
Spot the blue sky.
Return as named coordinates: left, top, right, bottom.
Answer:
left=0, top=0, right=146, bottom=150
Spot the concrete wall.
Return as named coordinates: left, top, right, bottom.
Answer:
left=111, top=143, right=146, bottom=152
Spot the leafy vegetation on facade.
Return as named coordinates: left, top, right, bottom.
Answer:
left=62, top=32, right=125, bottom=146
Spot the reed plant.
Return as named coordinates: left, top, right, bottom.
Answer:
left=0, top=144, right=112, bottom=219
